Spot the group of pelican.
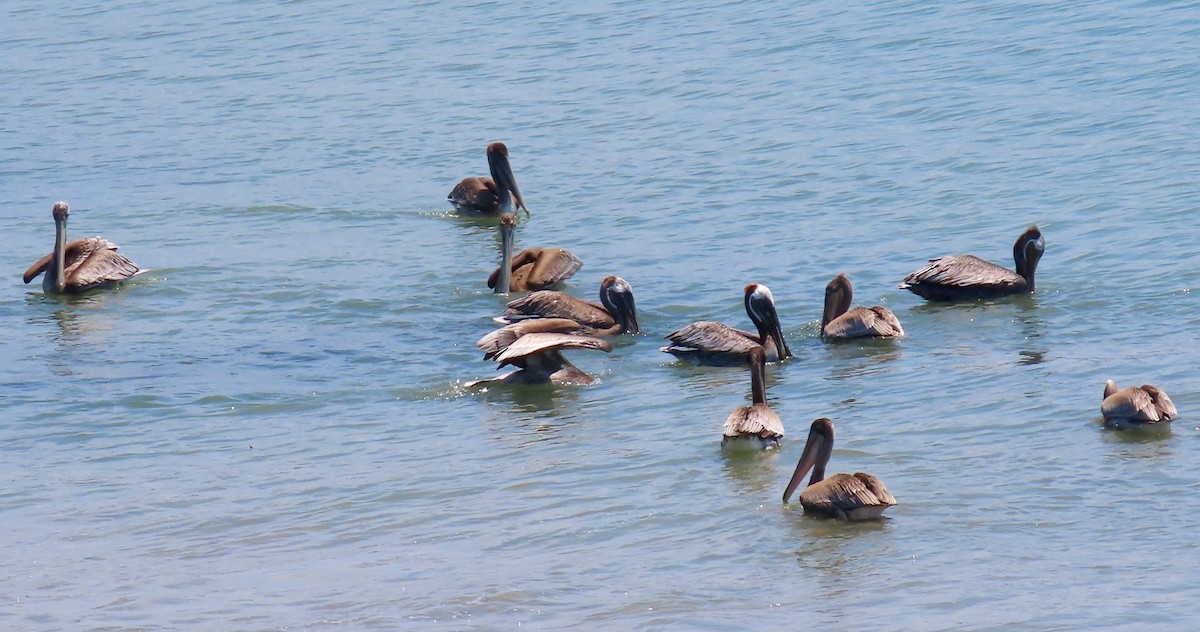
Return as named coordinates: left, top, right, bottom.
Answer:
left=23, top=143, right=1176, bottom=522
left=674, top=280, right=902, bottom=518
left=453, top=143, right=640, bottom=388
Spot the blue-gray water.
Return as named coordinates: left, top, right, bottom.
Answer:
left=3, top=1, right=1200, bottom=629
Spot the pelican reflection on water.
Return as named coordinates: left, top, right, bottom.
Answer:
left=783, top=418, right=896, bottom=520
left=662, top=283, right=792, bottom=364
left=900, top=225, right=1044, bottom=301
left=488, top=213, right=582, bottom=294
left=498, top=275, right=639, bottom=336
left=448, top=141, right=528, bottom=216
left=23, top=201, right=143, bottom=294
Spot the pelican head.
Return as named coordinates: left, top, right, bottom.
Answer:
left=495, top=212, right=517, bottom=294
left=783, top=417, right=835, bottom=502
left=821, top=274, right=854, bottom=335
left=744, top=283, right=791, bottom=360
left=486, top=142, right=527, bottom=216
left=1013, top=225, right=1044, bottom=291
left=600, top=275, right=640, bottom=335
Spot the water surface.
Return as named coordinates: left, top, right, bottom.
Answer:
left=3, top=1, right=1200, bottom=629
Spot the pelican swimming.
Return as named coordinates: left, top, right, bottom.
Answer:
left=900, top=225, right=1044, bottom=301
left=498, top=275, right=639, bottom=336
left=1101, top=380, right=1177, bottom=428
left=23, top=201, right=143, bottom=294
left=722, top=347, right=784, bottom=450
left=782, top=418, right=896, bottom=520
left=448, top=141, right=528, bottom=216
left=662, top=283, right=792, bottom=364
left=821, top=274, right=904, bottom=340
left=488, top=212, right=582, bottom=294
left=469, top=321, right=612, bottom=386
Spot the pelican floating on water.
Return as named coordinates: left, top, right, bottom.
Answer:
left=821, top=274, right=904, bottom=340
left=783, top=418, right=896, bottom=520
left=900, top=225, right=1044, bottom=301
left=1101, top=380, right=1177, bottom=428
left=448, top=141, right=528, bottom=216
left=23, top=201, right=143, bottom=294
left=469, top=319, right=611, bottom=386
left=722, top=347, right=784, bottom=450
left=662, top=283, right=792, bottom=364
left=498, top=275, right=639, bottom=336
left=488, top=213, right=582, bottom=294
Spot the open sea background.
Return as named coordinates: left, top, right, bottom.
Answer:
left=3, top=1, right=1200, bottom=629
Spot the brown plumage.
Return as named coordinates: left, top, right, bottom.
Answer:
left=448, top=141, right=528, bottom=216
left=475, top=318, right=582, bottom=360
left=488, top=213, right=582, bottom=293
left=1101, top=380, right=1177, bottom=428
left=23, top=201, right=143, bottom=294
left=722, top=347, right=784, bottom=450
left=498, top=275, right=639, bottom=336
left=467, top=330, right=612, bottom=386
left=900, top=225, right=1044, bottom=301
left=783, top=418, right=896, bottom=520
left=821, top=274, right=904, bottom=340
left=662, top=283, right=792, bottom=365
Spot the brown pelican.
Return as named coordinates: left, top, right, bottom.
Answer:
left=23, top=201, right=142, bottom=294
left=722, top=347, right=784, bottom=450
left=1101, top=380, right=1177, bottom=428
left=900, top=225, right=1044, bottom=301
left=448, top=141, right=528, bottom=216
left=488, top=213, right=582, bottom=294
left=662, top=283, right=792, bottom=364
left=468, top=321, right=612, bottom=386
left=498, top=275, right=639, bottom=335
left=821, top=274, right=904, bottom=340
left=783, top=418, right=896, bottom=520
